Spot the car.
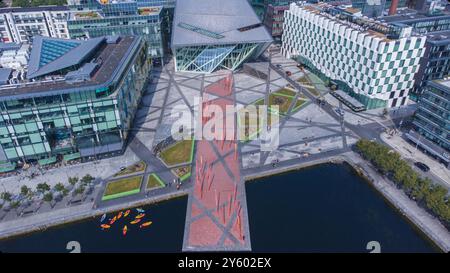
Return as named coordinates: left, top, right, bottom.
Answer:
left=334, top=107, right=344, bottom=116
left=276, top=64, right=282, bottom=68
left=414, top=162, right=430, bottom=172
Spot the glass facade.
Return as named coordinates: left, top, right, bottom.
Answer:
left=174, top=43, right=262, bottom=73
left=412, top=38, right=450, bottom=98
left=413, top=81, right=450, bottom=151
left=0, top=39, right=151, bottom=165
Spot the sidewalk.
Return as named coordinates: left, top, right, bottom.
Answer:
left=381, top=132, right=450, bottom=188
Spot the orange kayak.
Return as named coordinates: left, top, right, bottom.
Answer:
left=135, top=213, right=145, bottom=219
left=140, top=221, right=152, bottom=228
left=130, top=219, right=141, bottom=225
left=117, top=211, right=123, bottom=219
left=100, top=224, right=110, bottom=229
left=109, top=216, right=117, bottom=225
left=123, top=225, right=128, bottom=236
left=124, top=210, right=130, bottom=217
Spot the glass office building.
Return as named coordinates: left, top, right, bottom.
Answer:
left=0, top=35, right=151, bottom=169
left=171, top=0, right=272, bottom=73
left=67, top=0, right=175, bottom=60
left=408, top=79, right=450, bottom=165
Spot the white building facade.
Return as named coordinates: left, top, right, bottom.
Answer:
left=0, top=6, right=70, bottom=44
left=281, top=3, right=427, bottom=109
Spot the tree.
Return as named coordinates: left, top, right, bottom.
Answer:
left=62, top=188, right=69, bottom=196
left=20, top=185, right=31, bottom=197
left=68, top=177, right=79, bottom=186
left=81, top=174, right=94, bottom=185
left=411, top=178, right=431, bottom=202
left=74, top=186, right=85, bottom=195
left=10, top=201, right=20, bottom=208
left=1, top=191, right=12, bottom=202
left=43, top=192, right=53, bottom=202
left=36, top=183, right=50, bottom=193
left=53, top=183, right=65, bottom=192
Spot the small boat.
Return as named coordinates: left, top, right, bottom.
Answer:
left=122, top=225, right=128, bottom=236
left=100, top=214, right=106, bottom=222
left=117, top=211, right=123, bottom=219
left=100, top=224, right=110, bottom=229
left=124, top=210, right=131, bottom=217
left=140, top=221, right=152, bottom=228
left=135, top=213, right=145, bottom=219
left=136, top=208, right=145, bottom=213
left=130, top=219, right=141, bottom=225
left=109, top=216, right=117, bottom=225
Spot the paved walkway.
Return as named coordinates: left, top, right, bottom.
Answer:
left=183, top=74, right=251, bottom=251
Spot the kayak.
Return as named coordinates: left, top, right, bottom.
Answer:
left=135, top=213, right=145, bottom=219
left=140, top=221, right=152, bottom=228
left=100, top=224, right=110, bottom=229
left=100, top=214, right=106, bottom=222
left=109, top=216, right=117, bottom=225
left=130, top=219, right=141, bottom=225
left=124, top=210, right=131, bottom=217
left=117, top=211, right=123, bottom=219
left=136, top=208, right=145, bottom=213
left=123, top=225, right=128, bottom=236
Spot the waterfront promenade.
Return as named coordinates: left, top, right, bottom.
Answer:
left=1, top=56, right=449, bottom=252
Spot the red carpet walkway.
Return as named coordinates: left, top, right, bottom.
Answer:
left=182, top=74, right=251, bottom=251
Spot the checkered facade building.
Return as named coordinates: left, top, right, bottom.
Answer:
left=281, top=3, right=427, bottom=109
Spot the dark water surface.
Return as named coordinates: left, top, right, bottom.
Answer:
left=246, top=163, right=438, bottom=253
left=0, top=163, right=439, bottom=252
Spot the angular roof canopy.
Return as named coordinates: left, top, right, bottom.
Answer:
left=171, top=0, right=272, bottom=47
left=27, top=36, right=105, bottom=79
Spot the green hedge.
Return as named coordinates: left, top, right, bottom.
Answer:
left=355, top=139, right=450, bottom=226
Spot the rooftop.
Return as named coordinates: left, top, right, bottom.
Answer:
left=294, top=2, right=417, bottom=41
left=27, top=36, right=105, bottom=79
left=0, top=36, right=140, bottom=100
left=171, top=0, right=272, bottom=47
left=426, top=30, right=450, bottom=44
left=381, top=10, right=450, bottom=23
left=0, top=5, right=69, bottom=13
left=434, top=78, right=450, bottom=90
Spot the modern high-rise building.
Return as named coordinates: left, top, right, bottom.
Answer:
left=282, top=2, right=426, bottom=109
left=407, top=78, right=450, bottom=165
left=382, top=11, right=450, bottom=97
left=0, top=6, right=71, bottom=43
left=382, top=12, right=450, bottom=33
left=171, top=0, right=272, bottom=73
left=263, top=1, right=296, bottom=39
left=0, top=35, right=151, bottom=170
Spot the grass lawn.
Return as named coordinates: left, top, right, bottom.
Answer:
left=102, top=176, right=142, bottom=201
left=159, top=139, right=194, bottom=166
left=276, top=88, right=296, bottom=97
left=238, top=107, right=280, bottom=141
left=255, top=93, right=294, bottom=114
left=113, top=161, right=146, bottom=177
left=147, top=173, right=165, bottom=190
left=172, top=166, right=191, bottom=181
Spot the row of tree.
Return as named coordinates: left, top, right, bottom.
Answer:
left=355, top=139, right=450, bottom=227
left=11, top=0, right=66, bottom=8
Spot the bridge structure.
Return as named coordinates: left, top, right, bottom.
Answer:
left=182, top=73, right=251, bottom=251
